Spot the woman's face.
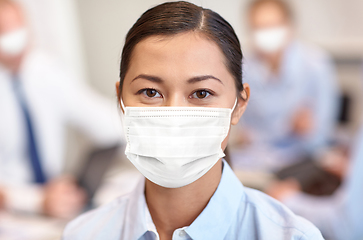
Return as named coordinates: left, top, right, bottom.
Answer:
left=116, top=32, right=249, bottom=150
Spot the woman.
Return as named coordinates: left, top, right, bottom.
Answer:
left=63, top=2, right=323, bottom=239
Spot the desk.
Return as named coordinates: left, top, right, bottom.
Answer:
left=0, top=211, right=66, bottom=240
left=234, top=169, right=276, bottom=191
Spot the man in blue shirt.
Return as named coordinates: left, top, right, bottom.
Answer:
left=232, top=0, right=339, bottom=171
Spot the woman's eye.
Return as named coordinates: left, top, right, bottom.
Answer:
left=142, top=88, right=161, bottom=98
left=192, top=90, right=211, bottom=99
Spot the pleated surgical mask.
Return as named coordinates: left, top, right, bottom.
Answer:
left=120, top=98, right=237, bottom=188
left=253, top=26, right=288, bottom=54
left=0, top=28, right=28, bottom=56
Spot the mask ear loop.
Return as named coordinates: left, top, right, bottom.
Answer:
left=231, top=98, right=238, bottom=112
left=120, top=97, right=126, bottom=114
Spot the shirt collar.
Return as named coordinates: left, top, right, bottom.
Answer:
left=123, top=177, right=150, bottom=239
left=125, top=160, right=245, bottom=240
left=185, top=160, right=245, bottom=240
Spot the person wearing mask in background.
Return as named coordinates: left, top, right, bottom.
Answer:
left=0, top=0, right=122, bottom=219
left=231, top=0, right=339, bottom=171
left=63, top=2, right=323, bottom=239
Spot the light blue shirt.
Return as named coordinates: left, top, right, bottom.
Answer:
left=283, top=127, right=363, bottom=240
left=63, top=161, right=323, bottom=240
left=238, top=41, right=339, bottom=167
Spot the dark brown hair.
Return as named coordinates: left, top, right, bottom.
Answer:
left=118, top=1, right=245, bottom=99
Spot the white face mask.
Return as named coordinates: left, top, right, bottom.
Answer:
left=0, top=28, right=28, bottom=56
left=121, top=99, right=237, bottom=188
left=253, top=26, right=288, bottom=54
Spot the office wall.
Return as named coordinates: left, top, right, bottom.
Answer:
left=18, top=0, right=87, bottom=82
left=75, top=0, right=363, bottom=98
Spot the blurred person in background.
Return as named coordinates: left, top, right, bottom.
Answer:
left=231, top=0, right=340, bottom=171
left=266, top=66, right=363, bottom=239
left=267, top=124, right=363, bottom=240
left=0, top=0, right=122, bottom=219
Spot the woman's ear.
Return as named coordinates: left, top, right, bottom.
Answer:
left=231, top=83, right=250, bottom=125
left=115, top=82, right=124, bottom=113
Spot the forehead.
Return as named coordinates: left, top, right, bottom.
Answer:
left=0, top=3, right=23, bottom=33
left=125, top=32, right=233, bottom=83
left=250, top=3, right=287, bottom=27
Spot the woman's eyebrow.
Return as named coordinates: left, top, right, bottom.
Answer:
left=187, top=75, right=223, bottom=85
left=131, top=74, right=163, bottom=83
left=131, top=74, right=223, bottom=85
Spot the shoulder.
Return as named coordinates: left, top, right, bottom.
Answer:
left=295, top=42, right=333, bottom=70
left=234, top=187, right=324, bottom=239
left=62, top=193, right=131, bottom=240
left=23, top=49, right=57, bottom=70
left=22, top=49, right=75, bottom=85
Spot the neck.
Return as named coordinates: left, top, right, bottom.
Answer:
left=1, top=58, right=22, bottom=74
left=265, top=51, right=283, bottom=75
left=1, top=50, right=26, bottom=74
left=145, top=159, right=223, bottom=239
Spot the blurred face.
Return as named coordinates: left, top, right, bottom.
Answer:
left=116, top=32, right=249, bottom=150
left=0, top=3, right=28, bottom=68
left=249, top=2, right=292, bottom=55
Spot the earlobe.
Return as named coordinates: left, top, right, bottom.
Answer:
left=115, top=82, right=124, bottom=113
left=231, top=99, right=245, bottom=125
left=115, top=82, right=121, bottom=97
left=231, top=83, right=250, bottom=125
